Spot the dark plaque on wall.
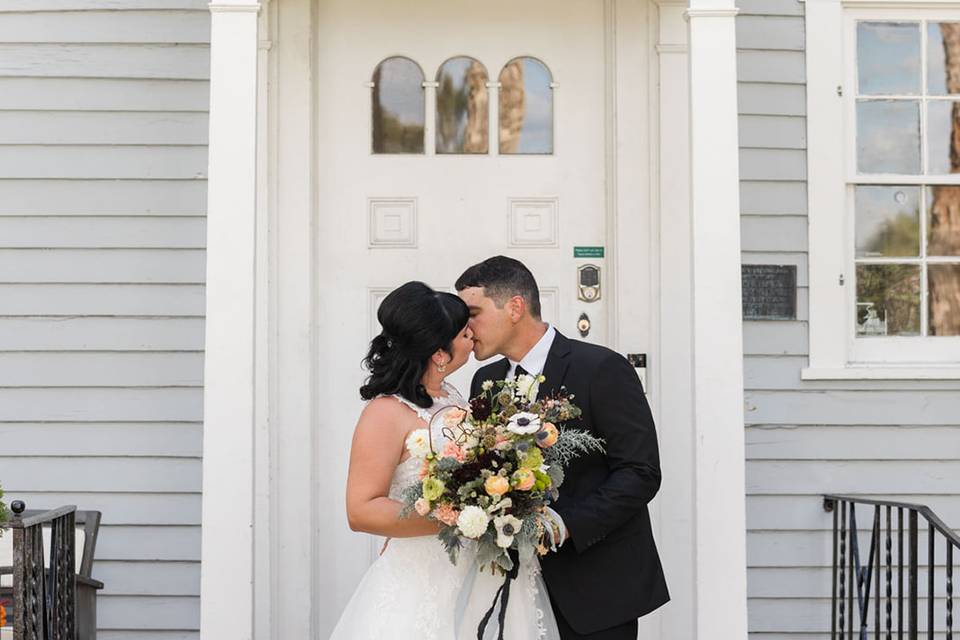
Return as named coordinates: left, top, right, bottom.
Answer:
left=742, top=264, right=797, bottom=320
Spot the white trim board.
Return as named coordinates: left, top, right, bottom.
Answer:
left=802, top=365, right=960, bottom=379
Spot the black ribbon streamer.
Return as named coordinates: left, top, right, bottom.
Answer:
left=477, top=549, right=521, bottom=640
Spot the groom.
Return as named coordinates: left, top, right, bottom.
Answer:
left=457, top=256, right=669, bottom=639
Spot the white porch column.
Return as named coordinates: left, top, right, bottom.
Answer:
left=201, top=1, right=260, bottom=638
left=686, top=1, right=749, bottom=638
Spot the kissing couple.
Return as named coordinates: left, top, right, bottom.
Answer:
left=331, top=256, right=669, bottom=639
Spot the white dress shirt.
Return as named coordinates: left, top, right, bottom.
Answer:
left=507, top=324, right=556, bottom=380
left=506, top=324, right=568, bottom=547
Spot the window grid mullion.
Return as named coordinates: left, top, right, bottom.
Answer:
left=921, top=20, right=929, bottom=336
left=856, top=257, right=924, bottom=265
left=851, top=175, right=960, bottom=185
left=922, top=20, right=929, bottom=177
left=920, top=185, right=930, bottom=336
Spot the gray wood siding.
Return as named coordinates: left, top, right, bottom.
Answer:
left=0, top=3, right=207, bottom=638
left=736, top=2, right=960, bottom=638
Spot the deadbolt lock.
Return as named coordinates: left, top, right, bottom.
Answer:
left=577, top=313, right=591, bottom=338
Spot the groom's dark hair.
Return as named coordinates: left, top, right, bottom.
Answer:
left=456, top=256, right=542, bottom=319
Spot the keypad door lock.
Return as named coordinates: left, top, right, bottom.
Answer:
left=577, top=264, right=601, bottom=302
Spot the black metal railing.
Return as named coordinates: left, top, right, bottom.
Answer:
left=824, top=495, right=960, bottom=640
left=1, top=500, right=77, bottom=640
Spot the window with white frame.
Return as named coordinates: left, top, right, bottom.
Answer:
left=851, top=20, right=960, bottom=339
left=370, top=56, right=555, bottom=156
left=804, top=3, right=960, bottom=377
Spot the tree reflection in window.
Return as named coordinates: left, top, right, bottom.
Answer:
left=927, top=22, right=960, bottom=335
left=499, top=57, right=553, bottom=154
left=372, top=57, right=425, bottom=154
left=853, top=21, right=960, bottom=336
left=436, top=57, right=489, bottom=154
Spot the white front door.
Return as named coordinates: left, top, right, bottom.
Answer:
left=311, top=0, right=653, bottom=632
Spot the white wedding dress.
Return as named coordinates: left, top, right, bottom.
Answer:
left=330, top=382, right=561, bottom=640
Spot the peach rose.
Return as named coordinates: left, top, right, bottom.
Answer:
left=536, top=422, right=559, bottom=448
left=414, top=497, right=431, bottom=516
left=441, top=441, right=466, bottom=462
left=484, top=475, right=510, bottom=497
left=443, top=407, right=467, bottom=427
left=512, top=468, right=536, bottom=491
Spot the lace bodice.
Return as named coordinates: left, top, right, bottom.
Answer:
left=387, top=382, right=466, bottom=500
left=331, top=383, right=559, bottom=640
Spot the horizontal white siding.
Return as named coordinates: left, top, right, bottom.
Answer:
left=736, top=2, right=960, bottom=638
left=0, top=112, right=209, bottom=144
left=0, top=180, right=206, bottom=214
left=0, top=79, right=209, bottom=112
left=0, top=1, right=206, bottom=9
left=0, top=11, right=210, bottom=43
left=0, top=3, right=207, bottom=637
left=0, top=44, right=209, bottom=79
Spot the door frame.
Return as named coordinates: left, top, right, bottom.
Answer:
left=262, top=0, right=668, bottom=635
left=200, top=0, right=749, bottom=638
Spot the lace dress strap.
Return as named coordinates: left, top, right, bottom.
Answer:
left=392, top=395, right=434, bottom=422
left=389, top=383, right=465, bottom=423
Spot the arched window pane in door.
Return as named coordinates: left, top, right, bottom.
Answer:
left=436, top=57, right=489, bottom=154
left=499, top=57, right=553, bottom=154
left=372, top=57, right=425, bottom=154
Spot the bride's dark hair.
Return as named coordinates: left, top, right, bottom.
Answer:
left=360, top=281, right=470, bottom=408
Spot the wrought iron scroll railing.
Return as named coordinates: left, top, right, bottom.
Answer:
left=1, top=500, right=77, bottom=640
left=824, top=495, right=960, bottom=640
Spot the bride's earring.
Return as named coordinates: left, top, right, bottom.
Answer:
left=437, top=359, right=447, bottom=374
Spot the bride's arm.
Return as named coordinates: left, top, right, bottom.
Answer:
left=345, top=398, right=441, bottom=538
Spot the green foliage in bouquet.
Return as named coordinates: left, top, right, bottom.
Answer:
left=0, top=483, right=9, bottom=537
left=400, top=374, right=604, bottom=574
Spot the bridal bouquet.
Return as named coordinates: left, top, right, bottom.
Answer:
left=399, top=375, right=604, bottom=575
left=0, top=483, right=8, bottom=538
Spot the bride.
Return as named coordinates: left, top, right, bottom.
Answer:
left=331, top=281, right=561, bottom=639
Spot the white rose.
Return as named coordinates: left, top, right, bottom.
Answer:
left=457, top=505, right=490, bottom=539
left=461, top=433, right=480, bottom=451
left=506, top=412, right=541, bottom=435
left=514, top=374, right=536, bottom=400
left=493, top=514, right=523, bottom=548
left=405, top=428, right=432, bottom=458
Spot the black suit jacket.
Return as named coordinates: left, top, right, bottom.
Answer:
left=470, top=331, right=669, bottom=634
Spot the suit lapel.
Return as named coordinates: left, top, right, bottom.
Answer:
left=537, top=331, right=572, bottom=400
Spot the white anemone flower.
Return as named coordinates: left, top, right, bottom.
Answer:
left=494, top=514, right=524, bottom=548
left=506, top=412, right=541, bottom=435
left=457, top=505, right=490, bottom=539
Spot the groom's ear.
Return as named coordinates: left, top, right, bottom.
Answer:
left=507, top=295, right=527, bottom=322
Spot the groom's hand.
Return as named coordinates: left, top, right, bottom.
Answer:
left=538, top=507, right=568, bottom=552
